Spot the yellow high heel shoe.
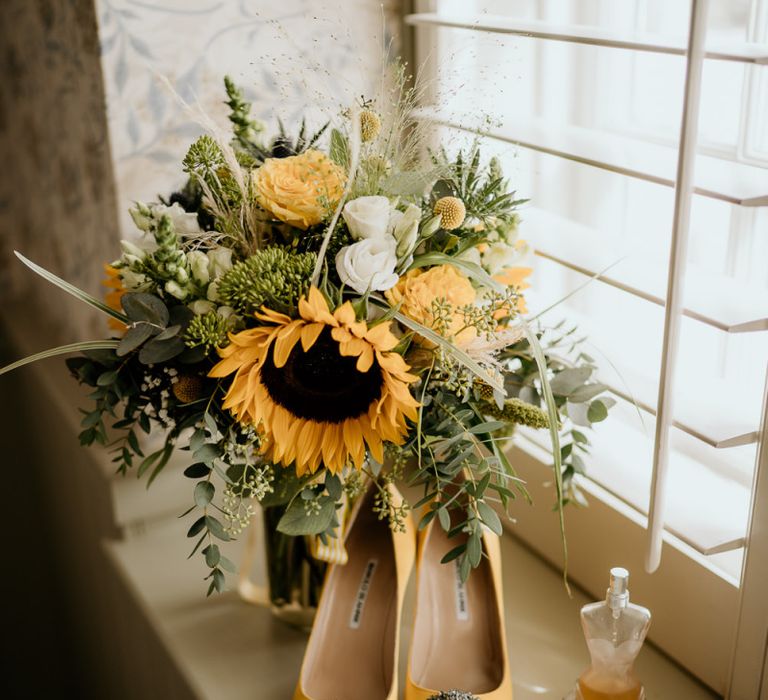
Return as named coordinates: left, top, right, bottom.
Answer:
left=405, top=518, right=512, bottom=699
left=293, top=481, right=416, bottom=700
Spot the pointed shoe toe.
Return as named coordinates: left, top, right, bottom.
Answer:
left=294, top=482, right=415, bottom=700
left=405, top=521, right=512, bottom=700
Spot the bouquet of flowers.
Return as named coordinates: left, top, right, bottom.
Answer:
left=1, top=69, right=613, bottom=595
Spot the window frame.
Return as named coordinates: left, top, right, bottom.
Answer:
left=404, top=0, right=768, bottom=694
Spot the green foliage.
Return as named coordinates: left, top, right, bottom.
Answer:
left=217, top=246, right=316, bottom=316
left=429, top=145, right=527, bottom=225
left=499, top=320, right=616, bottom=505
left=484, top=396, right=552, bottom=429
left=223, top=75, right=264, bottom=156
left=182, top=135, right=226, bottom=176
left=185, top=311, right=230, bottom=354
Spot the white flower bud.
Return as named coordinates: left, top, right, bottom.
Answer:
left=207, top=247, right=233, bottom=279
left=189, top=300, right=216, bottom=315
left=342, top=196, right=393, bottom=240
left=165, top=280, right=187, bottom=299
left=188, top=250, right=210, bottom=285
left=120, top=239, right=148, bottom=260
left=391, top=203, right=421, bottom=258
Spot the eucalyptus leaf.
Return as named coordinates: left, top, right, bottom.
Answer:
left=194, top=481, right=215, bottom=506
left=116, top=323, right=155, bottom=356
left=568, top=382, right=609, bottom=403
left=587, top=400, right=609, bottom=423
left=477, top=501, right=503, bottom=535
left=203, top=543, right=220, bottom=568
left=205, top=515, right=231, bottom=541
left=121, top=292, right=169, bottom=327
left=277, top=495, right=336, bottom=536
left=467, top=530, right=482, bottom=568
left=184, top=463, right=210, bottom=479
left=138, top=336, right=186, bottom=364
left=154, top=324, right=182, bottom=341
left=549, top=367, right=593, bottom=396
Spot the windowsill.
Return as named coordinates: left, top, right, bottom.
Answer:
left=104, top=511, right=718, bottom=699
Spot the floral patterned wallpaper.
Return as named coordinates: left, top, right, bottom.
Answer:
left=97, top=0, right=401, bottom=236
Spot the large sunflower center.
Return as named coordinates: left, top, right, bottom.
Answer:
left=260, top=327, right=383, bottom=423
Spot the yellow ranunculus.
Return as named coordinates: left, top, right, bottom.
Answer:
left=385, top=264, right=477, bottom=346
left=253, top=149, right=345, bottom=230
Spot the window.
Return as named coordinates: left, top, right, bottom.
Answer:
left=409, top=0, right=768, bottom=695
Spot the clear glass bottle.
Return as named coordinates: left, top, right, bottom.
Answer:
left=573, top=567, right=651, bottom=700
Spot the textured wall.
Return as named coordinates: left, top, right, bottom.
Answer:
left=96, top=0, right=401, bottom=236
left=0, top=0, right=119, bottom=342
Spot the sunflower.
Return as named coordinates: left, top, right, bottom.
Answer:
left=209, top=287, right=420, bottom=475
left=103, top=264, right=127, bottom=332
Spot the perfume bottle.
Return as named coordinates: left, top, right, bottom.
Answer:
left=574, top=567, right=651, bottom=700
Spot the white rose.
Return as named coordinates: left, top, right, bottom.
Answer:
left=335, top=238, right=399, bottom=294
left=342, top=196, right=393, bottom=240
left=391, top=203, right=421, bottom=257
left=188, top=251, right=210, bottom=285
left=154, top=203, right=202, bottom=237
left=483, top=241, right=528, bottom=275
left=189, top=300, right=216, bottom=315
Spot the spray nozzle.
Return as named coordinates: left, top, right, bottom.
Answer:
left=606, top=567, right=630, bottom=614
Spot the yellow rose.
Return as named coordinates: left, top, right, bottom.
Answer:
left=385, top=264, right=477, bottom=346
left=253, top=149, right=345, bottom=230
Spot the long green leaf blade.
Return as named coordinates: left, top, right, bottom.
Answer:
left=530, top=257, right=625, bottom=321
left=387, top=306, right=506, bottom=396
left=409, top=252, right=504, bottom=293
left=520, top=317, right=570, bottom=594
left=0, top=340, right=120, bottom=376
left=15, top=252, right=130, bottom=323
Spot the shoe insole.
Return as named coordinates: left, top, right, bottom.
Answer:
left=301, top=500, right=397, bottom=700
left=411, top=524, right=504, bottom=693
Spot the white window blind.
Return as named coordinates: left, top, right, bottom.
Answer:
left=407, top=0, right=768, bottom=662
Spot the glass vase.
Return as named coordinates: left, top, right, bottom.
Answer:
left=260, top=504, right=326, bottom=630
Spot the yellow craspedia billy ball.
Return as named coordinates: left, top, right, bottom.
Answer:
left=360, top=109, right=381, bottom=142
left=433, top=196, right=466, bottom=230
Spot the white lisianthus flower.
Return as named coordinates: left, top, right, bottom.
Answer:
left=391, top=203, right=421, bottom=257
left=342, top=195, right=393, bottom=240
left=483, top=241, right=526, bottom=275
left=154, top=203, right=202, bottom=237
left=207, top=247, right=233, bottom=278
left=459, top=246, right=482, bottom=266
left=335, top=238, right=399, bottom=294
left=189, top=300, right=216, bottom=316
left=188, top=251, right=210, bottom=285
